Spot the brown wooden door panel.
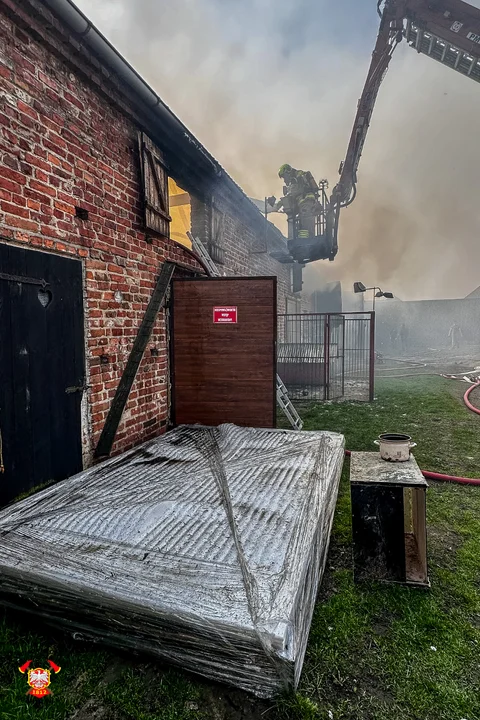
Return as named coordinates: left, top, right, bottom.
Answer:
left=172, top=277, right=276, bottom=428
left=174, top=355, right=275, bottom=372
left=173, top=402, right=275, bottom=429
left=173, top=386, right=274, bottom=402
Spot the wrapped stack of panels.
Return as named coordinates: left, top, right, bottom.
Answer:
left=0, top=424, right=344, bottom=697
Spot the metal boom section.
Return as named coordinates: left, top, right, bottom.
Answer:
left=329, top=0, right=480, bottom=251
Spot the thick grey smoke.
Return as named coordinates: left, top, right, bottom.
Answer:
left=76, top=0, right=480, bottom=300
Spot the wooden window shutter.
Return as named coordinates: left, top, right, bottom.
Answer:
left=138, top=132, right=171, bottom=237
left=211, top=205, right=225, bottom=245
left=208, top=204, right=226, bottom=265
left=292, top=264, right=303, bottom=294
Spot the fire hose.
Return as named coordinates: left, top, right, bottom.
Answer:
left=344, top=378, right=480, bottom=485
left=368, top=377, right=480, bottom=485
left=376, top=372, right=439, bottom=378
left=464, top=381, right=480, bottom=417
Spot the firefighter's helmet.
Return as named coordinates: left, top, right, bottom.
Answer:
left=278, top=164, right=293, bottom=179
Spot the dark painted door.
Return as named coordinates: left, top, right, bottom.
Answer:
left=0, top=244, right=85, bottom=506
left=172, top=277, right=277, bottom=428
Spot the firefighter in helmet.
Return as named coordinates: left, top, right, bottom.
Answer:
left=298, top=192, right=323, bottom=238
left=273, top=164, right=310, bottom=216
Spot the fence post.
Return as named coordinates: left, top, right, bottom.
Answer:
left=369, top=311, right=376, bottom=402
left=324, top=314, right=330, bottom=401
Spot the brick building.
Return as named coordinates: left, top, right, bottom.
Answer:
left=0, top=0, right=303, bottom=503
left=188, top=193, right=304, bottom=313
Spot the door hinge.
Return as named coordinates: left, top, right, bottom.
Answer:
left=0, top=272, right=49, bottom=287
left=65, top=384, right=87, bottom=395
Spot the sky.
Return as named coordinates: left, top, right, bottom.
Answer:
left=74, top=0, right=480, bottom=300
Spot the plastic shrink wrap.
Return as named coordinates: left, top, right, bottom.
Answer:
left=0, top=424, right=344, bottom=697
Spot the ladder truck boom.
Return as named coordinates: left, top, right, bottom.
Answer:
left=329, top=0, right=480, bottom=252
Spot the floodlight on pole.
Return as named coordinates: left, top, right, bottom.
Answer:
left=353, top=282, right=394, bottom=312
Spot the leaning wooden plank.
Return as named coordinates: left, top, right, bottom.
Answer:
left=94, top=262, right=175, bottom=458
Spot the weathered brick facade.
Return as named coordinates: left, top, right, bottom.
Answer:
left=0, top=0, right=203, bottom=462
left=0, top=0, right=302, bottom=467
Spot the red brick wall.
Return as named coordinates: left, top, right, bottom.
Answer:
left=191, top=196, right=301, bottom=314
left=0, top=1, right=201, bottom=462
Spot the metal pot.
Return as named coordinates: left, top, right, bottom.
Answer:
left=374, top=433, right=417, bottom=462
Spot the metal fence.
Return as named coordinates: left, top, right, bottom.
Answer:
left=277, top=312, right=375, bottom=402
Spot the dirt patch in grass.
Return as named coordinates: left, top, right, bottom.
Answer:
left=428, top=525, right=463, bottom=555
left=202, top=686, right=273, bottom=720
left=358, top=672, right=395, bottom=706
left=69, top=698, right=126, bottom=720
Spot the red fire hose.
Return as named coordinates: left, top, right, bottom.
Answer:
left=344, top=380, right=480, bottom=486
left=421, top=470, right=480, bottom=486
left=464, top=381, right=480, bottom=416
left=344, top=450, right=480, bottom=486
left=426, top=379, right=480, bottom=485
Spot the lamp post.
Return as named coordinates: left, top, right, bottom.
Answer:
left=353, top=281, right=394, bottom=312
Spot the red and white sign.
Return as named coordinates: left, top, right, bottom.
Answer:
left=213, top=306, right=238, bottom=324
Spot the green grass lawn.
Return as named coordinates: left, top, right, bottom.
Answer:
left=281, top=377, right=480, bottom=720
left=1, top=377, right=479, bottom=720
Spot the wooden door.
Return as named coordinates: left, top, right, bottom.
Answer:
left=0, top=244, right=85, bottom=506
left=172, top=277, right=276, bottom=428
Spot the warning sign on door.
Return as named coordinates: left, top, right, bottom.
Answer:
left=213, top=307, right=238, bottom=324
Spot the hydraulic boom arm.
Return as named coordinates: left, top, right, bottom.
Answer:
left=329, top=0, right=480, bottom=255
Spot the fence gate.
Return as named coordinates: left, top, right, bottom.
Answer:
left=277, top=312, right=374, bottom=402
left=0, top=244, right=85, bottom=506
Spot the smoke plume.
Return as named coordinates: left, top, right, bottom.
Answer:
left=76, top=0, right=480, bottom=301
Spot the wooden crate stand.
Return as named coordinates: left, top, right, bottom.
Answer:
left=350, top=452, right=430, bottom=588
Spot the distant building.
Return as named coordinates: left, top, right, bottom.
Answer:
left=311, top=282, right=343, bottom=314
left=375, top=297, right=480, bottom=354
